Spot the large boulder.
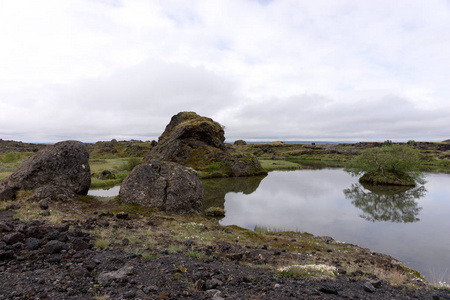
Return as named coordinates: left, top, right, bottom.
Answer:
left=145, top=112, right=267, bottom=178
left=0, top=141, right=90, bottom=200
left=119, top=160, right=203, bottom=214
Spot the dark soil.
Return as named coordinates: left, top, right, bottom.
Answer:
left=1, top=210, right=449, bottom=300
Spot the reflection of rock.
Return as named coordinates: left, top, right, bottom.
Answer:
left=201, top=175, right=266, bottom=210
left=119, top=160, right=203, bottom=214
left=145, top=112, right=266, bottom=178
left=98, top=170, right=116, bottom=180
left=343, top=183, right=425, bottom=223
left=0, top=141, right=91, bottom=200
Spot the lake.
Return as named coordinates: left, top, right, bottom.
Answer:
left=202, top=169, right=450, bottom=283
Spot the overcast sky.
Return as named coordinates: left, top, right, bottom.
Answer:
left=1, top=0, right=449, bottom=143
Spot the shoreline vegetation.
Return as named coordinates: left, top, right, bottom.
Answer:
left=1, top=139, right=450, bottom=295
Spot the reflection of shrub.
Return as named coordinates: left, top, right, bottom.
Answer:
left=205, top=207, right=225, bottom=217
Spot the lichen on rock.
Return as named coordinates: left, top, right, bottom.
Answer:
left=0, top=140, right=91, bottom=201
left=119, top=160, right=203, bottom=214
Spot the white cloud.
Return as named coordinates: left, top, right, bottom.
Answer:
left=0, top=0, right=449, bottom=142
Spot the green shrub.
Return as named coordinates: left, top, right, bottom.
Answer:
left=345, top=144, right=425, bottom=186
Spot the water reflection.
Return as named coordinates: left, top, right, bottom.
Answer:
left=201, top=175, right=266, bottom=210
left=344, top=184, right=426, bottom=223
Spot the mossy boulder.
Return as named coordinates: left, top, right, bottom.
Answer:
left=145, top=112, right=267, bottom=178
left=0, top=141, right=91, bottom=200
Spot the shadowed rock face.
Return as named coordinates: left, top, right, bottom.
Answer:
left=145, top=112, right=266, bottom=178
left=119, top=160, right=203, bottom=214
left=0, top=141, right=91, bottom=200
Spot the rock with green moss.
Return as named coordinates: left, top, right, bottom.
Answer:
left=145, top=112, right=267, bottom=178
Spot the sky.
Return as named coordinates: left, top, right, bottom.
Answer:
left=1, top=0, right=449, bottom=143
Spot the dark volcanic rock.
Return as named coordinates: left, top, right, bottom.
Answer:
left=145, top=112, right=266, bottom=177
left=32, top=186, right=76, bottom=202
left=119, top=160, right=203, bottom=213
left=0, top=140, right=90, bottom=200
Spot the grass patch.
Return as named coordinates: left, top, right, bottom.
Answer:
left=90, top=172, right=128, bottom=188
left=259, top=159, right=302, bottom=171
left=205, top=206, right=225, bottom=217
left=94, top=239, right=110, bottom=249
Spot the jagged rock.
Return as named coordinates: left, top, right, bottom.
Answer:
left=0, top=141, right=90, bottom=200
left=119, top=160, right=203, bottom=214
left=145, top=112, right=266, bottom=178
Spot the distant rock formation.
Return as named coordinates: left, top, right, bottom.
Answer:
left=0, top=141, right=91, bottom=201
left=145, top=112, right=267, bottom=178
left=119, top=160, right=203, bottom=214
left=233, top=140, right=247, bottom=146
left=0, top=139, right=47, bottom=153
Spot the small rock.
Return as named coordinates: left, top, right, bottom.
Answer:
left=116, top=212, right=129, bottom=220
left=364, top=282, right=376, bottom=293
left=14, top=223, right=27, bottom=232
left=40, top=210, right=51, bottom=216
left=372, top=280, right=382, bottom=288
left=0, top=221, right=13, bottom=233
left=71, top=238, right=89, bottom=251
left=320, top=286, right=339, bottom=295
left=69, top=265, right=90, bottom=278
left=97, top=265, right=134, bottom=285
left=50, top=223, right=70, bottom=232
left=38, top=198, right=50, bottom=210
left=274, top=283, right=281, bottom=289
left=0, top=250, right=14, bottom=261
left=156, top=291, right=170, bottom=299
left=3, top=232, right=25, bottom=245
left=205, top=279, right=222, bottom=290
left=44, top=240, right=68, bottom=254
left=194, top=279, right=206, bottom=291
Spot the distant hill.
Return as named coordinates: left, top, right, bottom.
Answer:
left=443, top=139, right=450, bottom=143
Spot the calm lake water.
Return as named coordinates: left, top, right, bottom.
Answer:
left=202, top=169, right=450, bottom=283
left=88, top=185, right=120, bottom=197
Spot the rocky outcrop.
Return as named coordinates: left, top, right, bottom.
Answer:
left=0, top=139, right=46, bottom=153
left=0, top=141, right=91, bottom=200
left=145, top=112, right=267, bottom=178
left=119, top=160, right=203, bottom=214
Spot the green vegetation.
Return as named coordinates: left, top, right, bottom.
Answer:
left=0, top=152, right=34, bottom=180
left=345, top=144, right=425, bottom=186
left=204, top=206, right=226, bottom=217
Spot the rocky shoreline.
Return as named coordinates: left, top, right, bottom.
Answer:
left=1, top=206, right=450, bottom=300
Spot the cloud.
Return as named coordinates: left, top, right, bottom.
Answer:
left=0, top=0, right=449, bottom=142
left=0, top=59, right=238, bottom=142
